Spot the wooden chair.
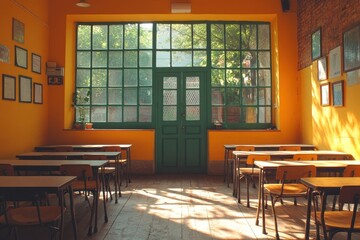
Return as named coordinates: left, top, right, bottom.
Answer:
left=0, top=164, right=14, bottom=176
left=313, top=186, right=360, bottom=240
left=279, top=145, right=301, bottom=151
left=343, top=165, right=360, bottom=177
left=59, top=164, right=98, bottom=235
left=231, top=146, right=255, bottom=195
left=236, top=154, right=270, bottom=207
left=83, top=154, right=117, bottom=200
left=264, top=165, right=316, bottom=240
left=101, top=146, right=128, bottom=188
left=293, top=154, right=317, bottom=160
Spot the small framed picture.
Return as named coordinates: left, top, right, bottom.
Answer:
left=33, top=83, right=43, bottom=104
left=2, top=74, right=16, bottom=101
left=12, top=18, right=25, bottom=43
left=329, top=46, right=342, bottom=78
left=48, top=76, right=63, bottom=85
left=15, top=46, right=27, bottom=69
left=31, top=53, right=41, bottom=74
left=320, top=82, right=330, bottom=106
left=332, top=80, right=344, bottom=107
left=19, top=75, right=32, bottom=103
left=343, top=24, right=360, bottom=72
left=318, top=56, right=327, bottom=81
left=312, top=28, right=322, bottom=61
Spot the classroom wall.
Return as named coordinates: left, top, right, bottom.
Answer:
left=298, top=0, right=360, bottom=159
left=0, top=0, right=49, bottom=158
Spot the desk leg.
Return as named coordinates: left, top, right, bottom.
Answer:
left=59, top=190, right=64, bottom=240
left=69, top=186, right=78, bottom=240
left=304, top=188, right=313, bottom=240
left=224, top=149, right=228, bottom=184
left=114, top=158, right=118, bottom=204
left=127, top=148, right=131, bottom=184
left=100, top=170, right=108, bottom=223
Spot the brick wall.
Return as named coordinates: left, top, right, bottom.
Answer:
left=297, top=0, right=360, bottom=70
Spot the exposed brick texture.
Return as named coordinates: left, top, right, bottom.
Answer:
left=297, top=0, right=360, bottom=70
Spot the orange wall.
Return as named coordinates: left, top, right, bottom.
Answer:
left=0, top=0, right=49, bottom=158
left=299, top=63, right=360, bottom=159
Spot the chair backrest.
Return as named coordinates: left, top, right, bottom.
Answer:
left=59, top=164, right=93, bottom=180
left=55, top=146, right=74, bottom=152
left=343, top=165, right=360, bottom=177
left=293, top=154, right=317, bottom=160
left=276, top=165, right=316, bottom=181
left=338, top=186, right=360, bottom=205
left=0, top=164, right=14, bottom=176
left=235, top=146, right=255, bottom=151
left=83, top=154, right=107, bottom=160
left=246, top=154, right=271, bottom=165
left=279, top=146, right=301, bottom=151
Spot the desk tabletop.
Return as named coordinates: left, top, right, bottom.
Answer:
left=0, top=176, right=76, bottom=189
left=300, top=177, right=360, bottom=189
left=224, top=144, right=316, bottom=150
left=35, top=144, right=132, bottom=150
left=255, top=160, right=358, bottom=169
left=0, top=159, right=108, bottom=167
left=233, top=150, right=353, bottom=158
left=16, top=151, right=121, bottom=158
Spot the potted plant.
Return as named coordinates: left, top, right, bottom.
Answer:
left=72, top=90, right=92, bottom=129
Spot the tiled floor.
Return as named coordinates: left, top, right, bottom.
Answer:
left=1, top=174, right=358, bottom=239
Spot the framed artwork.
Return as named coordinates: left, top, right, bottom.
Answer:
left=347, top=68, right=360, bottom=86
left=0, top=45, right=10, bottom=64
left=15, top=46, right=27, bottom=69
left=329, top=46, right=342, bottom=78
left=12, top=18, right=24, bottom=43
left=343, top=24, right=360, bottom=72
left=320, top=82, right=330, bottom=106
left=19, top=75, right=32, bottom=103
left=312, top=28, right=322, bottom=61
left=48, top=76, right=63, bottom=85
left=318, top=56, right=327, bottom=81
left=33, top=83, right=43, bottom=104
left=332, top=80, right=344, bottom=107
left=2, top=74, right=16, bottom=101
left=31, top=53, right=41, bottom=74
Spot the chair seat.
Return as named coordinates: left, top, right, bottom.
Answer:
left=99, top=167, right=115, bottom=174
left=239, top=168, right=260, bottom=175
left=0, top=206, right=64, bottom=225
left=264, top=183, right=308, bottom=196
left=109, top=159, right=127, bottom=165
left=72, top=180, right=97, bottom=191
left=316, top=211, right=360, bottom=229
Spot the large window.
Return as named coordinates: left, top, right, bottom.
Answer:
left=75, top=21, right=272, bottom=129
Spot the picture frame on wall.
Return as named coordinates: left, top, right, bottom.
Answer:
left=329, top=46, right=342, bottom=78
left=31, top=53, right=41, bottom=74
left=33, top=83, right=43, bottom=104
left=2, top=74, right=16, bottom=101
left=15, top=46, right=27, bottom=69
left=343, top=24, right=360, bottom=72
left=48, top=76, right=63, bottom=85
left=312, top=28, right=322, bottom=61
left=318, top=56, right=327, bottom=81
left=332, top=80, right=344, bottom=107
left=12, top=18, right=25, bottom=43
left=19, top=75, right=32, bottom=103
left=320, top=82, right=330, bottom=106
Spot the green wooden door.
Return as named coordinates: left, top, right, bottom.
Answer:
left=156, top=70, right=207, bottom=173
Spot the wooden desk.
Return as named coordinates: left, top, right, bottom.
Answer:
left=0, top=176, right=77, bottom=240
left=223, top=144, right=316, bottom=187
left=300, top=177, right=360, bottom=240
left=16, top=151, right=122, bottom=204
left=0, top=159, right=109, bottom=235
left=253, top=160, right=357, bottom=235
left=34, top=144, right=132, bottom=185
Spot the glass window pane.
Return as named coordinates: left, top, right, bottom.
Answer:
left=226, top=69, right=241, bottom=87
left=139, top=69, right=152, bottom=86
left=186, top=76, right=199, bottom=89
left=193, top=24, right=207, bottom=49
left=211, top=24, right=224, bottom=49
left=109, top=51, right=123, bottom=67
left=242, top=69, right=257, bottom=86
left=226, top=106, right=240, bottom=123
left=211, top=69, right=225, bottom=87
left=139, top=106, right=152, bottom=122
left=172, top=51, right=192, bottom=67
left=186, top=90, right=200, bottom=105
left=124, top=88, right=137, bottom=105
left=163, top=90, right=177, bottom=105
left=108, top=106, right=122, bottom=122
left=92, top=69, right=107, bottom=87
left=124, top=106, right=137, bottom=122
left=156, top=51, right=170, bottom=67
left=124, top=69, right=138, bottom=86
left=211, top=88, right=224, bottom=105
left=108, top=88, right=122, bottom=104
left=157, top=24, right=170, bottom=49
left=163, top=106, right=177, bottom=121
left=211, top=51, right=225, bottom=68
left=258, top=69, right=271, bottom=86
left=212, top=106, right=224, bottom=123
left=76, top=106, right=90, bottom=122
left=258, top=24, right=270, bottom=50
left=241, top=24, right=257, bottom=49
left=77, top=51, right=91, bottom=67
left=109, top=25, right=123, bottom=49
left=258, top=51, right=271, bottom=68
left=76, top=69, right=90, bottom=87
left=172, top=24, right=192, bottom=49
left=109, top=69, right=122, bottom=87
left=241, top=107, right=257, bottom=123
left=91, top=106, right=107, bottom=122
left=139, top=51, right=152, bottom=67
left=139, top=87, right=152, bottom=105
left=124, top=51, right=138, bottom=67
left=242, top=88, right=257, bottom=105
left=241, top=51, right=257, bottom=68
left=77, top=25, right=91, bottom=50
left=92, top=25, right=108, bottom=50
left=124, top=24, right=138, bottom=49
left=92, top=88, right=107, bottom=105
left=226, top=51, right=240, bottom=68
left=139, top=23, right=153, bottom=49
left=193, top=51, right=207, bottom=67
left=163, top=77, right=177, bottom=89
left=92, top=51, right=107, bottom=67
left=226, top=24, right=240, bottom=49
left=186, top=106, right=200, bottom=120
left=226, top=88, right=240, bottom=105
